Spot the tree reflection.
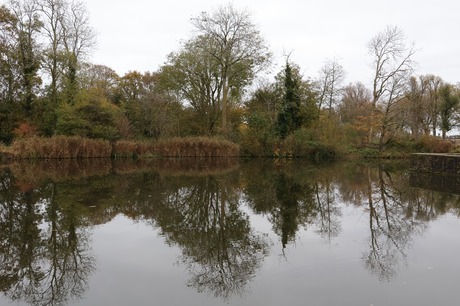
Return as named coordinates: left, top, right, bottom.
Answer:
left=0, top=170, right=95, bottom=306
left=314, top=178, right=341, bottom=241
left=354, top=164, right=427, bottom=281
left=1, top=158, right=460, bottom=304
left=271, top=173, right=316, bottom=248
left=242, top=160, right=327, bottom=250
left=147, top=173, right=270, bottom=300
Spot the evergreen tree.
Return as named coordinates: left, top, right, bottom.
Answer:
left=277, top=62, right=303, bottom=138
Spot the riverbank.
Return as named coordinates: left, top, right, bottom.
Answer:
left=0, top=136, right=240, bottom=160
left=1, top=134, right=457, bottom=162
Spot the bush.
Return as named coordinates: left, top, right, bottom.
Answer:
left=414, top=135, right=452, bottom=153
left=282, top=129, right=337, bottom=162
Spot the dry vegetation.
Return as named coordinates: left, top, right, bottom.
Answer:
left=5, top=136, right=240, bottom=159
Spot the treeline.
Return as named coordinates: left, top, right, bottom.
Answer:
left=0, top=1, right=459, bottom=157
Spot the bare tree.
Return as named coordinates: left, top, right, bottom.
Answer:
left=38, top=0, right=95, bottom=104
left=61, top=0, right=96, bottom=104
left=338, top=82, right=372, bottom=123
left=191, top=4, right=271, bottom=134
left=402, top=75, right=446, bottom=138
left=316, top=58, right=346, bottom=116
left=368, top=26, right=416, bottom=148
left=424, top=75, right=443, bottom=136
left=38, top=0, right=65, bottom=106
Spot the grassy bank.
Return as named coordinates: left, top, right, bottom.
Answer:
left=2, top=134, right=454, bottom=161
left=2, top=136, right=240, bottom=159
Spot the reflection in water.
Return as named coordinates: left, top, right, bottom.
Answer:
left=0, top=169, right=95, bottom=306
left=0, top=159, right=459, bottom=305
left=242, top=160, right=339, bottom=250
left=150, top=174, right=270, bottom=299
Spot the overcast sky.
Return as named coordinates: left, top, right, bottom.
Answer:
left=85, top=0, right=460, bottom=87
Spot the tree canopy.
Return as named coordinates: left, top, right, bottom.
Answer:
left=0, top=1, right=458, bottom=157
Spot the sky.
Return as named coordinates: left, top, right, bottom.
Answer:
left=84, top=0, right=460, bottom=87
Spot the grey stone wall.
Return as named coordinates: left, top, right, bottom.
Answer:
left=410, top=153, right=460, bottom=175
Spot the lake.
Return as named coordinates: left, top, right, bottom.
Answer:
left=0, top=158, right=459, bottom=306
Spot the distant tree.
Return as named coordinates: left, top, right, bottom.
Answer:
left=315, top=58, right=346, bottom=116
left=399, top=75, right=445, bottom=138
left=338, top=82, right=373, bottom=124
left=79, top=63, right=121, bottom=104
left=191, top=3, right=271, bottom=133
left=337, top=82, right=374, bottom=146
left=438, top=84, right=459, bottom=139
left=424, top=75, right=443, bottom=136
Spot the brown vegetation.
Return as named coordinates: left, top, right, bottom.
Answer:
left=7, top=136, right=240, bottom=159
left=11, top=136, right=112, bottom=159
left=154, top=137, right=240, bottom=158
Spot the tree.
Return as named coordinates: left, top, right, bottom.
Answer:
left=277, top=61, right=303, bottom=138
left=160, top=36, right=226, bottom=135
left=60, top=0, right=96, bottom=105
left=191, top=3, right=271, bottom=133
left=337, top=82, right=374, bottom=146
left=368, top=26, right=416, bottom=149
left=38, top=0, right=95, bottom=134
left=0, top=1, right=42, bottom=142
left=316, top=58, right=345, bottom=116
left=396, top=75, right=448, bottom=139
left=276, top=61, right=317, bottom=139
left=424, top=75, right=443, bottom=136
left=7, top=0, right=42, bottom=118
left=338, top=82, right=373, bottom=124
left=79, top=63, right=121, bottom=104
left=438, top=84, right=459, bottom=139
left=241, top=83, right=280, bottom=155
left=0, top=5, right=21, bottom=143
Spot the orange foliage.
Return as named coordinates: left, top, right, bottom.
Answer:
left=13, top=122, right=37, bottom=138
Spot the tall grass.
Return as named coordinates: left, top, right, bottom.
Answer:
left=11, top=136, right=112, bottom=159
left=153, top=137, right=240, bottom=158
left=9, top=136, right=240, bottom=159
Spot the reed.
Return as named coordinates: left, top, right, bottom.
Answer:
left=153, top=137, right=240, bottom=158
left=112, top=140, right=139, bottom=158
left=11, top=136, right=112, bottom=159
left=9, top=136, right=240, bottom=159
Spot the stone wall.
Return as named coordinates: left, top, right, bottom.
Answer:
left=410, top=153, right=460, bottom=175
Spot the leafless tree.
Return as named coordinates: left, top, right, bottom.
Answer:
left=368, top=26, right=416, bottom=148
left=38, top=0, right=95, bottom=105
left=316, top=58, right=346, bottom=116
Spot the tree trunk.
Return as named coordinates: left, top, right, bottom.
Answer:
left=221, top=77, right=228, bottom=134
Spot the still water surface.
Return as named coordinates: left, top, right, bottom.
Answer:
left=0, top=159, right=459, bottom=306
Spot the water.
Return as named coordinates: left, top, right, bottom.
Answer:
left=0, top=159, right=459, bottom=306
